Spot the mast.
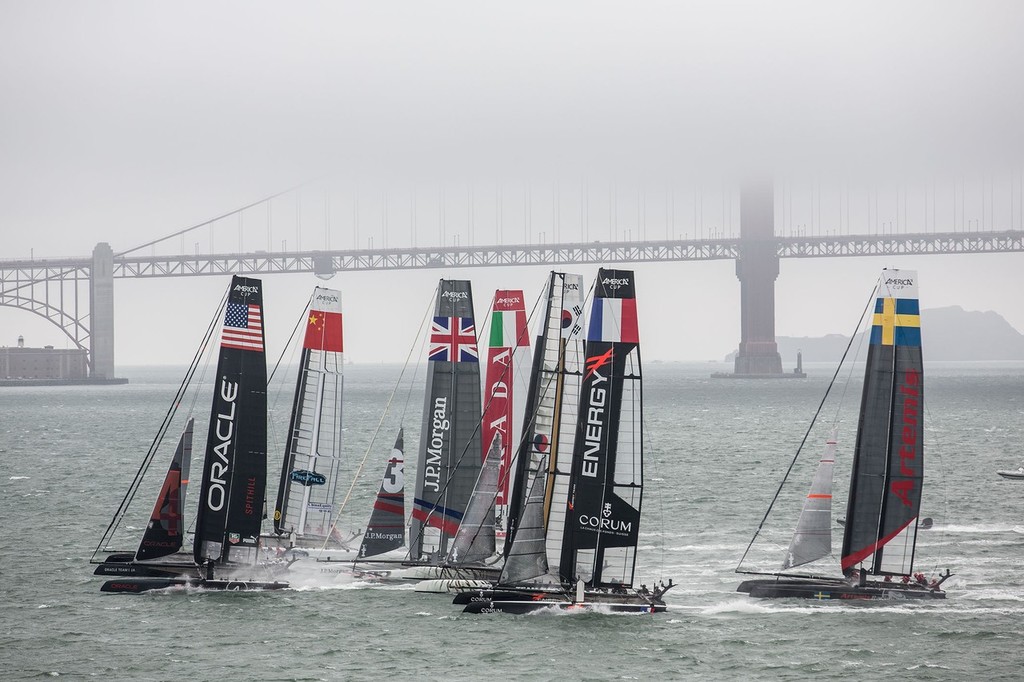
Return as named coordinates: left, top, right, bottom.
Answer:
left=560, top=268, right=643, bottom=589
left=194, top=275, right=268, bottom=568
left=273, top=287, right=345, bottom=541
left=410, top=280, right=483, bottom=562
left=840, top=268, right=923, bottom=576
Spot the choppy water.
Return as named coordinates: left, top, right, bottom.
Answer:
left=2, top=362, right=1023, bottom=681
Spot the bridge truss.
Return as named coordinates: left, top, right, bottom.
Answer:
left=1, top=229, right=1021, bottom=366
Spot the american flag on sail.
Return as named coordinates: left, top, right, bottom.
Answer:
left=222, top=302, right=264, bottom=352
left=428, top=316, right=478, bottom=362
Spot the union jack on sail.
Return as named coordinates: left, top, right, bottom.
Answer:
left=429, top=316, right=478, bottom=362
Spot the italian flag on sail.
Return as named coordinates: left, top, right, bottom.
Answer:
left=488, top=291, right=529, bottom=348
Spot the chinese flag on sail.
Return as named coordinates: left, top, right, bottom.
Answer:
left=303, top=289, right=344, bottom=351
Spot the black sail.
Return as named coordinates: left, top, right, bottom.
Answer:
left=560, top=269, right=643, bottom=589
left=135, top=419, right=193, bottom=561
left=194, top=276, right=268, bottom=567
left=409, top=280, right=483, bottom=562
left=841, top=269, right=923, bottom=576
left=358, top=429, right=407, bottom=558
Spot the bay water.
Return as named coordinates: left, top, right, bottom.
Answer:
left=2, top=362, right=1022, bottom=680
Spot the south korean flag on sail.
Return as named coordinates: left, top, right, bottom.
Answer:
left=559, top=273, right=585, bottom=339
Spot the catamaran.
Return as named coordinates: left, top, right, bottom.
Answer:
left=460, top=269, right=673, bottom=613
left=736, top=268, right=952, bottom=600
left=94, top=276, right=288, bottom=593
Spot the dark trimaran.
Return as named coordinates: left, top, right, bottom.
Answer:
left=460, top=269, right=673, bottom=613
left=736, top=268, right=952, bottom=600
left=94, top=276, right=288, bottom=593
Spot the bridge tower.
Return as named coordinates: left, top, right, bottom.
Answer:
left=89, top=242, right=115, bottom=379
left=727, top=183, right=792, bottom=377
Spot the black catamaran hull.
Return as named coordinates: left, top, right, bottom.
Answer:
left=456, top=585, right=667, bottom=612
left=93, top=562, right=192, bottom=578
left=737, top=578, right=945, bottom=600
left=463, top=597, right=666, bottom=614
left=100, top=578, right=289, bottom=594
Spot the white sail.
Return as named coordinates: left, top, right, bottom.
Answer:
left=273, top=287, right=345, bottom=543
left=499, top=455, right=551, bottom=584
left=782, top=429, right=837, bottom=570
left=448, top=432, right=502, bottom=565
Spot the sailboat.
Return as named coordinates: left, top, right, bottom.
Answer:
left=265, top=287, right=360, bottom=558
left=397, top=279, right=497, bottom=581
left=460, top=269, right=673, bottom=614
left=736, top=268, right=952, bottom=600
left=96, top=276, right=288, bottom=593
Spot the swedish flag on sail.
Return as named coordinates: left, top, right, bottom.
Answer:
left=870, top=269, right=920, bottom=347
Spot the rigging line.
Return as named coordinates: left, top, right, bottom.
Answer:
left=91, top=286, right=227, bottom=558
left=831, top=314, right=870, bottom=428
left=114, top=180, right=322, bottom=257
left=734, top=282, right=877, bottom=573
left=329, top=279, right=435, bottom=556
left=268, top=295, right=311, bottom=385
left=265, top=305, right=307, bottom=479
left=638, top=411, right=667, bottom=583
left=266, top=294, right=311, bottom=470
left=918, top=376, right=950, bottom=577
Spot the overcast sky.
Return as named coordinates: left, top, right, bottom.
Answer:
left=1, top=1, right=1022, bottom=366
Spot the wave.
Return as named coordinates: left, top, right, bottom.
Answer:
left=929, top=524, right=1024, bottom=534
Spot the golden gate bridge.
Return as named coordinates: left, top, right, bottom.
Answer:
left=2, top=182, right=1022, bottom=379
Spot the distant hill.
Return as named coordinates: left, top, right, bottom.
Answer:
left=730, top=306, right=1024, bottom=363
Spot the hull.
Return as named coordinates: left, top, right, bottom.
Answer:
left=996, top=469, right=1024, bottom=480
left=737, top=578, right=945, bottom=600
left=413, top=578, right=494, bottom=594
left=93, top=561, right=193, bottom=578
left=453, top=587, right=550, bottom=605
left=100, top=577, right=289, bottom=594
left=390, top=563, right=501, bottom=582
left=458, top=585, right=667, bottom=613
left=463, top=590, right=666, bottom=614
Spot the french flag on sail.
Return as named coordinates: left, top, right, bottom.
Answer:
left=588, top=297, right=639, bottom=344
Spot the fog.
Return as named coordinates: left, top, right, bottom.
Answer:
left=1, top=2, right=1022, bottom=366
